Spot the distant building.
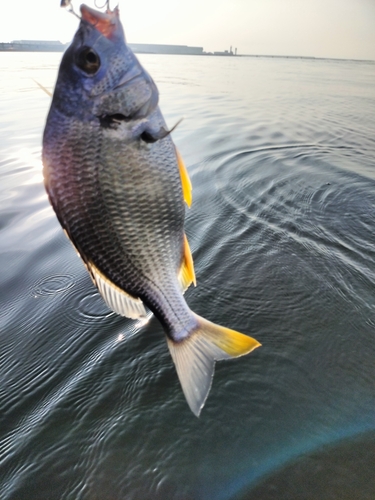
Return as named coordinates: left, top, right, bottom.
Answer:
left=12, top=40, right=64, bottom=46
left=0, top=40, right=68, bottom=52
left=128, top=43, right=203, bottom=55
left=213, top=46, right=235, bottom=56
left=0, top=40, right=238, bottom=57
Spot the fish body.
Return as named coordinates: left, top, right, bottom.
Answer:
left=43, top=4, right=260, bottom=416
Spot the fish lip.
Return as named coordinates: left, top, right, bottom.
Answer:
left=80, top=4, right=123, bottom=41
left=80, top=4, right=118, bottom=25
left=113, top=65, right=143, bottom=91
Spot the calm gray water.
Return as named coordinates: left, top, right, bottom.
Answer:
left=0, top=52, right=374, bottom=500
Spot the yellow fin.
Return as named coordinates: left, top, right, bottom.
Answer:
left=196, top=314, right=261, bottom=357
left=176, top=148, right=192, bottom=208
left=167, top=313, right=261, bottom=416
left=178, top=233, right=196, bottom=292
left=88, top=261, right=147, bottom=319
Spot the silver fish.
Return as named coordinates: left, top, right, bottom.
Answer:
left=42, top=4, right=260, bottom=416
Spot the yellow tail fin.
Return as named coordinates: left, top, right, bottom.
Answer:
left=166, top=314, right=261, bottom=416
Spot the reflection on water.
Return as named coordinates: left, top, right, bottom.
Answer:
left=0, top=52, right=374, bottom=500
left=238, top=431, right=375, bottom=500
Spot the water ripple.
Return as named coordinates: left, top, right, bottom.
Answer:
left=31, top=274, right=76, bottom=297
left=1, top=53, right=374, bottom=500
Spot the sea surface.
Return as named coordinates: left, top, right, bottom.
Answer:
left=0, top=51, right=374, bottom=500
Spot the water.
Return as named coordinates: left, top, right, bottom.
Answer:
left=0, top=52, right=374, bottom=500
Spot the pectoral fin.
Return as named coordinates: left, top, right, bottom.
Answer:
left=137, top=118, right=183, bottom=144
left=88, top=262, right=147, bottom=319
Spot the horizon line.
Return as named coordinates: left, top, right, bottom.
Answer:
left=0, top=40, right=373, bottom=63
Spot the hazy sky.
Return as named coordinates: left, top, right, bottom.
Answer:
left=1, top=0, right=375, bottom=60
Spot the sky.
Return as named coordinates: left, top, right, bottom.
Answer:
left=1, top=0, right=375, bottom=60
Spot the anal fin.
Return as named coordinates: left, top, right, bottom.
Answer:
left=88, top=262, right=147, bottom=319
left=178, top=233, right=196, bottom=292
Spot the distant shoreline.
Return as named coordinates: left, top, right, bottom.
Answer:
left=0, top=41, right=373, bottom=63
left=0, top=41, right=236, bottom=57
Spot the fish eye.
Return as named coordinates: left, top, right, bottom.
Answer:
left=76, top=47, right=100, bottom=75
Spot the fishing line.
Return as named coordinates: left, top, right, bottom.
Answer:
left=94, top=0, right=111, bottom=10
left=60, top=0, right=81, bottom=19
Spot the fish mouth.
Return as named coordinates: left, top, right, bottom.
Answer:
left=113, top=66, right=143, bottom=91
left=112, top=66, right=159, bottom=117
left=80, top=4, right=122, bottom=40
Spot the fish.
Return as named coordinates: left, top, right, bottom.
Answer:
left=42, top=4, right=261, bottom=416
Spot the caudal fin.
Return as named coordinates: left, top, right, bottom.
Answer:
left=166, top=314, right=261, bottom=417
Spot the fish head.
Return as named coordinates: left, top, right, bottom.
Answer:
left=80, top=4, right=124, bottom=43
left=52, top=4, right=159, bottom=121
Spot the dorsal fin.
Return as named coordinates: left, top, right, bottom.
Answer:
left=178, top=233, right=196, bottom=292
left=88, top=261, right=147, bottom=319
left=176, top=148, right=192, bottom=208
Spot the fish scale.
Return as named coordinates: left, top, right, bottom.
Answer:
left=99, top=137, right=183, bottom=276
left=42, top=3, right=260, bottom=416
